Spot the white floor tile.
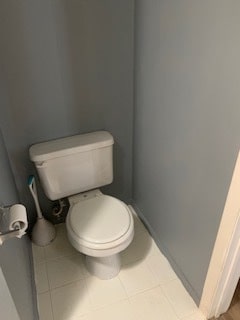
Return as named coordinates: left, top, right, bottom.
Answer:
left=68, top=315, right=89, bottom=320
left=32, top=243, right=45, bottom=265
left=55, top=223, right=67, bottom=234
left=44, top=226, right=77, bottom=260
left=86, top=299, right=139, bottom=320
left=37, top=292, right=53, bottom=320
left=58, top=313, right=89, bottom=320
left=119, top=259, right=157, bottom=297
left=46, top=254, right=88, bottom=289
left=51, top=280, right=91, bottom=320
left=34, top=220, right=203, bottom=320
left=161, top=279, right=199, bottom=318
left=129, top=286, right=179, bottom=320
left=181, top=310, right=206, bottom=320
left=121, top=229, right=160, bottom=265
left=85, top=276, right=127, bottom=310
left=146, top=253, right=178, bottom=285
left=35, top=262, right=49, bottom=293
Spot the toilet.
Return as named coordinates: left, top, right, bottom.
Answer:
left=29, top=131, right=134, bottom=279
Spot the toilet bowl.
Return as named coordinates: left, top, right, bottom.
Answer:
left=66, top=189, right=134, bottom=279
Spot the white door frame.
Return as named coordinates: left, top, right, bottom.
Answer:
left=199, top=151, right=240, bottom=319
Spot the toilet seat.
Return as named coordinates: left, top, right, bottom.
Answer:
left=66, top=194, right=134, bottom=253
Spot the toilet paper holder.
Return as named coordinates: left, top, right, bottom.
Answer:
left=0, top=225, right=21, bottom=243
left=0, top=205, right=27, bottom=245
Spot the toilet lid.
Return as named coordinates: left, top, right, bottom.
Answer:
left=69, top=195, right=131, bottom=244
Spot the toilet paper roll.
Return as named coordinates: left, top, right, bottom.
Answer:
left=1, top=204, right=28, bottom=238
left=9, top=204, right=28, bottom=237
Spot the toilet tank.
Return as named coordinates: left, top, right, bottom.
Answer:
left=29, top=131, right=114, bottom=200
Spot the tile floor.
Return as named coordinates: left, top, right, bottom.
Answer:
left=32, top=207, right=206, bottom=320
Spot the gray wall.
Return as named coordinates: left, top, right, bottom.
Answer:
left=0, top=130, right=38, bottom=319
left=133, top=0, right=240, bottom=302
left=0, top=0, right=134, bottom=221
left=0, top=2, right=133, bottom=319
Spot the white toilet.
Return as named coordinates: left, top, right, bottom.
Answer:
left=29, top=131, right=134, bottom=279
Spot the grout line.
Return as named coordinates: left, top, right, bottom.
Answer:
left=160, top=280, right=200, bottom=320
left=44, top=260, right=51, bottom=294
left=34, top=261, right=49, bottom=295
left=49, top=288, right=55, bottom=320
left=178, top=310, right=206, bottom=320
left=157, top=284, right=182, bottom=320
left=48, top=276, right=89, bottom=292
left=117, top=274, right=130, bottom=298
left=126, top=283, right=162, bottom=299
left=34, top=218, right=201, bottom=320
left=44, top=251, right=82, bottom=263
left=89, top=296, right=130, bottom=313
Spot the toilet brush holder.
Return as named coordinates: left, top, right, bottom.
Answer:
left=32, top=217, right=56, bottom=246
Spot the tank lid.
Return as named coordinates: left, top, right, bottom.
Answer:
left=29, top=131, right=114, bottom=162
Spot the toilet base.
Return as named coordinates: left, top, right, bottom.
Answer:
left=85, top=254, right=121, bottom=279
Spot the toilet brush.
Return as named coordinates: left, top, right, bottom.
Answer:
left=28, top=175, right=56, bottom=246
